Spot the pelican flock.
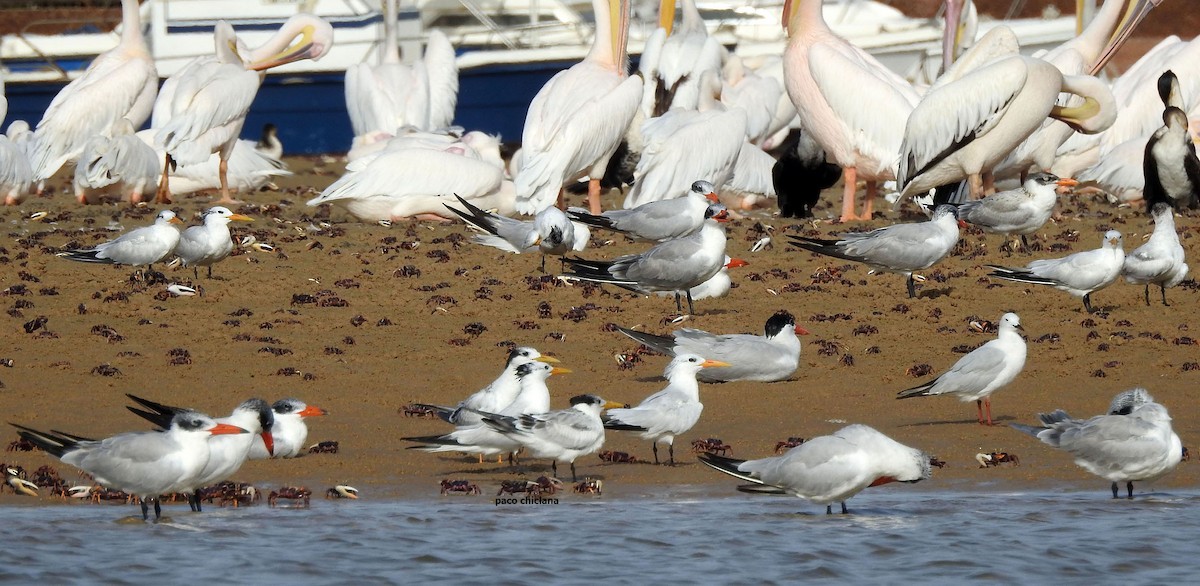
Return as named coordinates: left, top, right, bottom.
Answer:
left=6, top=0, right=1200, bottom=526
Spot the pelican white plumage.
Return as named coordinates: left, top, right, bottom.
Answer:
left=781, top=0, right=920, bottom=221
left=308, top=131, right=510, bottom=222
left=623, top=72, right=746, bottom=208
left=28, top=0, right=157, bottom=183
left=650, top=0, right=723, bottom=115
left=721, top=55, right=784, bottom=146
left=0, top=93, right=33, bottom=206
left=514, top=0, right=642, bottom=214
left=898, top=55, right=1117, bottom=201
left=153, top=14, right=333, bottom=205
left=73, top=119, right=161, bottom=204
left=345, top=0, right=458, bottom=138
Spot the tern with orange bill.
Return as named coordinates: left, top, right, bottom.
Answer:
left=174, top=206, right=254, bottom=278
left=567, top=180, right=721, bottom=241
left=58, top=209, right=183, bottom=269
left=954, top=172, right=1078, bottom=252
left=248, top=398, right=327, bottom=459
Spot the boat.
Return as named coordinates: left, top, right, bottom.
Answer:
left=1, top=0, right=1077, bottom=155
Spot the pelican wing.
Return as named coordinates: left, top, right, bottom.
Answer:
left=626, top=109, right=746, bottom=206
left=310, top=148, right=502, bottom=205
left=423, top=30, right=460, bottom=131
left=898, top=57, right=1029, bottom=188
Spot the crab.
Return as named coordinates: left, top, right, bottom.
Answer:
left=402, top=404, right=438, bottom=418
left=7, top=437, right=38, bottom=452
left=691, top=438, right=731, bottom=456
left=91, top=488, right=135, bottom=504
left=497, top=476, right=563, bottom=497
left=268, top=486, right=312, bottom=507
left=774, top=437, right=807, bottom=453
left=598, top=450, right=645, bottom=464
left=929, top=456, right=947, bottom=469
left=307, top=441, right=339, bottom=454
left=573, top=477, right=603, bottom=496
left=976, top=452, right=1020, bottom=468
left=440, top=479, right=481, bottom=495
left=216, top=481, right=259, bottom=507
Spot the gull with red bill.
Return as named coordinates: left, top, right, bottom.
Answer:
left=11, top=410, right=248, bottom=521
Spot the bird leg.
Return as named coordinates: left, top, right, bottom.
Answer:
left=588, top=178, right=602, bottom=214
left=668, top=443, right=676, bottom=466
left=190, top=490, right=202, bottom=512
left=551, top=460, right=558, bottom=478
left=1111, top=481, right=1119, bottom=499
left=1144, top=284, right=1152, bottom=306
left=155, top=154, right=174, bottom=204
left=1019, top=235, right=1030, bottom=254
left=1083, top=293, right=1095, bottom=314
left=685, top=291, right=696, bottom=316
left=984, top=397, right=993, bottom=426
left=826, top=504, right=833, bottom=514
left=570, top=461, right=577, bottom=483
left=212, top=155, right=242, bottom=206
left=839, top=167, right=858, bottom=222
left=906, top=274, right=916, bottom=299
left=968, top=173, right=983, bottom=200
left=652, top=442, right=660, bottom=465
left=976, top=399, right=985, bottom=424
left=861, top=181, right=877, bottom=220
left=1160, top=285, right=1170, bottom=307
left=1126, top=481, right=1134, bottom=499
left=982, top=171, right=996, bottom=195
left=841, top=501, right=849, bottom=514
left=556, top=187, right=565, bottom=210
left=141, top=499, right=150, bottom=520
left=673, top=292, right=683, bottom=313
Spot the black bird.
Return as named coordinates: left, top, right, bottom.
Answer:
left=772, top=129, right=840, bottom=218
left=1143, top=106, right=1200, bottom=211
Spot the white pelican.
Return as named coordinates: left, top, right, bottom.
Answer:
left=897, top=312, right=1026, bottom=426
left=721, top=55, right=784, bottom=147
left=153, top=14, right=333, bottom=205
left=28, top=0, right=156, bottom=183
left=345, top=0, right=458, bottom=137
left=308, top=132, right=510, bottom=222
left=781, top=0, right=919, bottom=222
left=650, top=0, right=723, bottom=115
left=514, top=0, right=642, bottom=214
left=623, top=72, right=746, bottom=208
left=0, top=93, right=33, bottom=206
left=73, top=119, right=160, bottom=204
left=898, top=55, right=1116, bottom=200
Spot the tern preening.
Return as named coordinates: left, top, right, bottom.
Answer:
left=58, top=209, right=183, bottom=269
left=699, top=424, right=932, bottom=514
left=415, top=346, right=561, bottom=428
left=446, top=194, right=589, bottom=272
left=988, top=230, right=1125, bottom=313
left=12, top=411, right=247, bottom=521
left=567, top=180, right=720, bottom=242
left=787, top=205, right=962, bottom=298
left=896, top=312, right=1026, bottom=426
left=1011, top=388, right=1183, bottom=499
left=614, top=310, right=807, bottom=383
left=604, top=354, right=730, bottom=465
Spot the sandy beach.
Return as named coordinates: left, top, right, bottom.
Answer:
left=0, top=157, right=1196, bottom=507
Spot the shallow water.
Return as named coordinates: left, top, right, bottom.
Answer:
left=2, top=489, right=1196, bottom=583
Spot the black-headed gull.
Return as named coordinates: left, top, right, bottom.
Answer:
left=1122, top=203, right=1188, bottom=306
left=699, top=424, right=932, bottom=514
left=955, top=173, right=1077, bottom=251
left=787, top=205, right=961, bottom=298
left=988, top=230, right=1125, bottom=313
left=896, top=312, right=1026, bottom=425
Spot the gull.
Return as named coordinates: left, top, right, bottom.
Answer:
left=446, top=194, right=589, bottom=271
left=896, top=312, right=1026, bottom=426
left=1122, top=203, right=1188, bottom=306
left=58, top=210, right=183, bottom=268
left=415, top=346, right=561, bottom=427
left=567, top=180, right=720, bottom=241
left=1011, top=388, right=1183, bottom=499
left=248, top=398, right=327, bottom=460
left=954, top=173, right=1078, bottom=251
left=699, top=424, right=932, bottom=514
left=614, top=310, right=807, bottom=382
left=174, top=206, right=254, bottom=278
left=604, top=354, right=730, bottom=465
left=482, top=394, right=624, bottom=481
left=404, top=361, right=570, bottom=462
left=988, top=230, right=1125, bottom=313
left=124, top=394, right=274, bottom=512
left=654, top=256, right=748, bottom=302
left=787, top=205, right=962, bottom=298
left=12, top=410, right=247, bottom=521
left=561, top=202, right=729, bottom=314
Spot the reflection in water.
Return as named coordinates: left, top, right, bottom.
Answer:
left=1, top=490, right=1196, bottom=582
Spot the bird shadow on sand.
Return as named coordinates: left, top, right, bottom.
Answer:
left=915, top=287, right=953, bottom=300
left=899, top=415, right=1017, bottom=428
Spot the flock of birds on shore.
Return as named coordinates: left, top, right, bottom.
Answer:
left=1, top=0, right=1197, bottom=517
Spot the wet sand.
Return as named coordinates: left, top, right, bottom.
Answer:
left=1, top=159, right=1197, bottom=506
